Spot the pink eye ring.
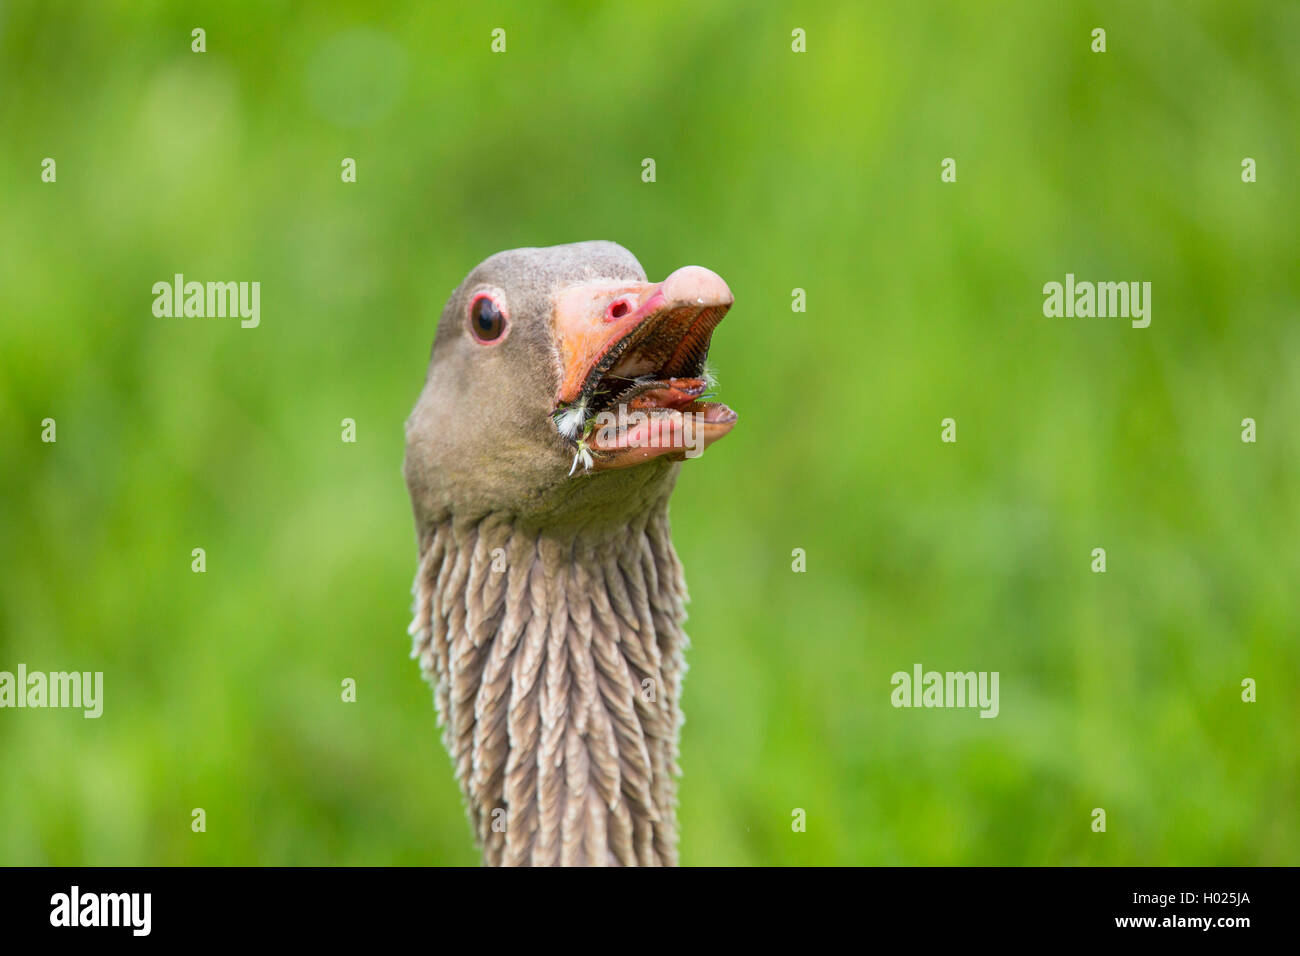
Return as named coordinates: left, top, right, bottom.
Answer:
left=468, top=293, right=508, bottom=343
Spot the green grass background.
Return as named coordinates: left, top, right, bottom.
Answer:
left=2, top=0, right=1297, bottom=865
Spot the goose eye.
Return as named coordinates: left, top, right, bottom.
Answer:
left=469, top=294, right=507, bottom=343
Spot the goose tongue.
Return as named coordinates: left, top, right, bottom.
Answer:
left=614, top=376, right=708, bottom=410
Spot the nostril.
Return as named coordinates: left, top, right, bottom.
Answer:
left=608, top=299, right=631, bottom=320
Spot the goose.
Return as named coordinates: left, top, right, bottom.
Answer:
left=403, top=241, right=737, bottom=866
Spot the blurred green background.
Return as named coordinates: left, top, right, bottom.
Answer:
left=2, top=0, right=1297, bottom=865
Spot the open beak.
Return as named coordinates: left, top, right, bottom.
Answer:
left=551, top=265, right=738, bottom=472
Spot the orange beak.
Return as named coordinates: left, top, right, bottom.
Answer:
left=550, top=265, right=737, bottom=472
left=552, top=266, right=734, bottom=405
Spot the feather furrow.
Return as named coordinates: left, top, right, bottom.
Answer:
left=410, top=504, right=688, bottom=866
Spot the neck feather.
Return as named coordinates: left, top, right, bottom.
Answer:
left=409, top=504, right=689, bottom=866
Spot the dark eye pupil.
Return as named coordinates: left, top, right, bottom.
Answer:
left=471, top=297, right=504, bottom=340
